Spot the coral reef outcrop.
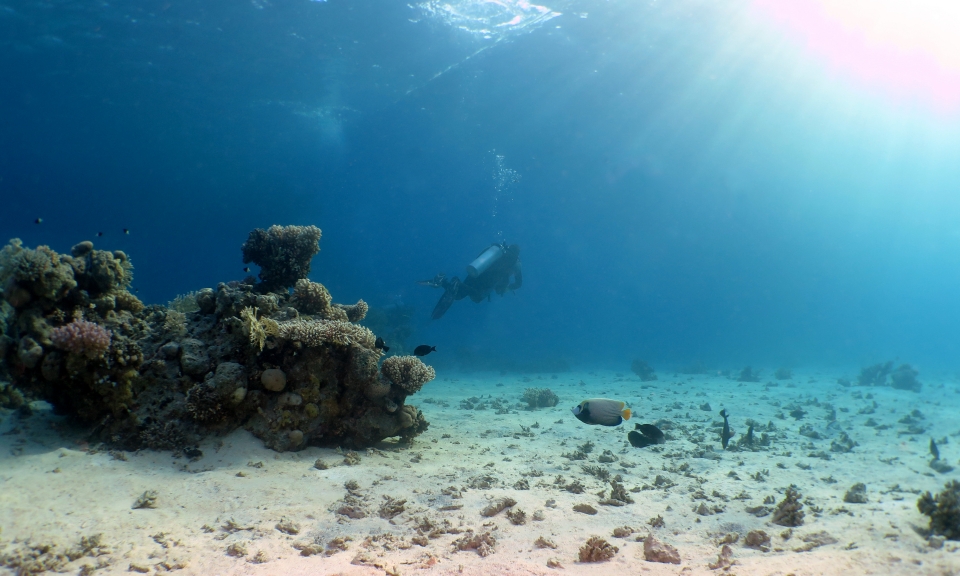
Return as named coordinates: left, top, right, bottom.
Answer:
left=631, top=359, right=657, bottom=382
left=0, top=228, right=434, bottom=454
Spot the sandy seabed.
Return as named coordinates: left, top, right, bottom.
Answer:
left=1, top=369, right=959, bottom=576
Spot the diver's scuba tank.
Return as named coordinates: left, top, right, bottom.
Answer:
left=466, top=243, right=505, bottom=278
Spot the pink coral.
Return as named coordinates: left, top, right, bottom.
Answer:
left=50, top=319, right=112, bottom=359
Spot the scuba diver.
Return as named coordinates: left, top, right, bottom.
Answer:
left=419, top=242, right=522, bottom=319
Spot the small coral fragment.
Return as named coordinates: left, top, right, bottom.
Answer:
left=480, top=497, right=517, bottom=517
left=132, top=490, right=158, bottom=509
left=918, top=480, right=960, bottom=540
left=771, top=485, right=805, bottom=527
left=843, top=483, right=868, bottom=504
left=453, top=531, right=496, bottom=557
left=578, top=536, right=618, bottom=562
left=744, top=530, right=771, bottom=550
left=643, top=535, right=681, bottom=564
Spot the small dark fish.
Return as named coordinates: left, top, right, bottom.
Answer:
left=243, top=267, right=251, bottom=273
left=413, top=345, right=436, bottom=357
left=931, top=437, right=940, bottom=461
left=123, top=228, right=130, bottom=234
left=34, top=218, right=42, bottom=224
left=628, top=423, right=665, bottom=448
left=375, top=336, right=390, bottom=352
left=719, top=409, right=734, bottom=450
left=97, top=231, right=104, bottom=237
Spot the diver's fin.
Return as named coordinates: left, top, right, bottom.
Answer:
left=431, top=290, right=456, bottom=319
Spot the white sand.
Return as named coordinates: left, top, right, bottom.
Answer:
left=1, top=369, right=959, bottom=575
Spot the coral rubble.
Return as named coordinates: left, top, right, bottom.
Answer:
left=0, top=228, right=435, bottom=453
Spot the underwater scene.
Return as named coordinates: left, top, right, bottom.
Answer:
left=2, top=0, right=960, bottom=574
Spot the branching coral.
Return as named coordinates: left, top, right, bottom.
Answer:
left=241, top=225, right=322, bottom=291
left=380, top=355, right=435, bottom=394
left=578, top=536, right=618, bottom=562
left=274, top=318, right=374, bottom=349
left=918, top=480, right=960, bottom=540
left=771, top=484, right=805, bottom=527
left=522, top=387, right=558, bottom=408
left=50, top=319, right=112, bottom=359
left=0, top=239, right=77, bottom=303
left=164, top=310, right=187, bottom=336
left=292, top=279, right=331, bottom=314
left=335, top=299, right=368, bottom=322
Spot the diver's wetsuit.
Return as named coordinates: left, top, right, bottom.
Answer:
left=428, top=244, right=522, bottom=319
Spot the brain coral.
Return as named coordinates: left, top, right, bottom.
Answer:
left=50, top=319, right=112, bottom=359
left=380, top=355, right=436, bottom=394
left=241, top=225, right=322, bottom=291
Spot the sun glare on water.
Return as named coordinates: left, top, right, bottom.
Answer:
left=753, top=0, right=960, bottom=113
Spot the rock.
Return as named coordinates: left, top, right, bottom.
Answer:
left=573, top=503, right=597, bottom=515
left=179, top=339, right=209, bottom=377
left=843, top=483, right=868, bottom=504
left=261, top=368, right=287, bottom=392
left=17, top=337, right=44, bottom=369
left=196, top=288, right=216, bottom=314
left=745, top=530, right=771, bottom=550
left=643, top=535, right=680, bottom=564
left=159, top=342, right=180, bottom=359
left=210, top=362, right=246, bottom=396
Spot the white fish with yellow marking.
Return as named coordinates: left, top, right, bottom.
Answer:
left=571, top=398, right=631, bottom=427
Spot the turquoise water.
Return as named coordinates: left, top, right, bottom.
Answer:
left=3, top=0, right=960, bottom=530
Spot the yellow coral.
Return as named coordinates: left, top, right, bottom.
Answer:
left=241, top=307, right=267, bottom=351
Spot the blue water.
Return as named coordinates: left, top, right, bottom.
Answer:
left=3, top=0, right=960, bottom=374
